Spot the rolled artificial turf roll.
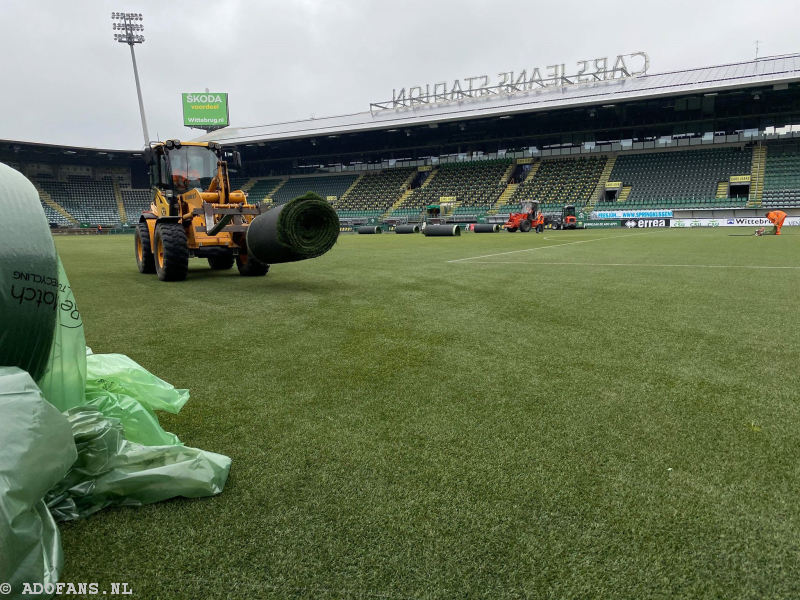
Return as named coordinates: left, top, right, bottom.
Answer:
left=473, top=223, right=500, bottom=233
left=394, top=224, right=420, bottom=234
left=357, top=225, right=382, bottom=234
left=423, top=224, right=461, bottom=237
left=246, top=192, right=340, bottom=264
left=0, top=163, right=59, bottom=380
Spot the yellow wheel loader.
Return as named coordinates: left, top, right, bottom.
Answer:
left=135, top=140, right=339, bottom=281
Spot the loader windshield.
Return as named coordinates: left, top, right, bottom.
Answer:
left=168, top=146, right=218, bottom=192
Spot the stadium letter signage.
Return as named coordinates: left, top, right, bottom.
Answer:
left=375, top=52, right=648, bottom=110
left=182, top=93, right=229, bottom=128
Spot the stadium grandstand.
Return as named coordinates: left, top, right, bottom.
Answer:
left=3, top=53, right=800, bottom=229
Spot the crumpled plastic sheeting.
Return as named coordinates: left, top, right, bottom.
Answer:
left=84, top=352, right=189, bottom=447
left=0, top=368, right=77, bottom=600
left=45, top=408, right=231, bottom=522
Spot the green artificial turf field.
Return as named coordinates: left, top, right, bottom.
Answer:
left=55, top=228, right=800, bottom=599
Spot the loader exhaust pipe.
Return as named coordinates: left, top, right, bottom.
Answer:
left=246, top=192, right=340, bottom=264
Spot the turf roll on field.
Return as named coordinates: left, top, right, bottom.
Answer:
left=394, top=224, right=420, bottom=234
left=424, top=224, right=461, bottom=237
left=358, top=225, right=382, bottom=234
left=0, top=163, right=58, bottom=380
left=473, top=223, right=500, bottom=233
left=246, top=192, right=340, bottom=263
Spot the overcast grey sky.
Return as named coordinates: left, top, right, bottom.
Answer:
left=1, top=0, right=797, bottom=150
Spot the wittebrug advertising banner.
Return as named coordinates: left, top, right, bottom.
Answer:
left=671, top=217, right=800, bottom=228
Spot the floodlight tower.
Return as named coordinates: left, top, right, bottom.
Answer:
left=112, top=12, right=149, bottom=146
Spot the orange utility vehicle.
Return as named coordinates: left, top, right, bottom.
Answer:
left=135, top=140, right=269, bottom=280
left=505, top=201, right=545, bottom=233
left=550, top=204, right=578, bottom=230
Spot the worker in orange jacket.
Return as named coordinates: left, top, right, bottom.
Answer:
left=765, top=210, right=788, bottom=235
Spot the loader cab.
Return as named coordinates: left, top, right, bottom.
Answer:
left=522, top=201, right=540, bottom=217
left=145, top=141, right=221, bottom=194
left=562, top=204, right=577, bottom=228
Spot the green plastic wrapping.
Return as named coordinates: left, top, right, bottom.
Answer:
left=246, top=192, right=340, bottom=264
left=83, top=352, right=188, bottom=446
left=36, top=259, right=87, bottom=412
left=0, top=368, right=77, bottom=600
left=45, top=408, right=231, bottom=522
left=0, top=163, right=59, bottom=381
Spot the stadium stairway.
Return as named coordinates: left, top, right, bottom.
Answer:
left=31, top=181, right=78, bottom=226
left=747, top=145, right=766, bottom=207
left=112, top=181, right=127, bottom=223
left=380, top=170, right=419, bottom=219
left=239, top=178, right=259, bottom=193
left=248, top=177, right=287, bottom=204
left=588, top=154, right=617, bottom=211
left=715, top=181, right=729, bottom=199
left=488, top=183, right=519, bottom=214
left=500, top=162, right=515, bottom=185
left=337, top=173, right=365, bottom=205
left=509, top=156, right=603, bottom=209
left=389, top=167, right=439, bottom=215
left=492, top=161, right=540, bottom=213
left=617, top=186, right=632, bottom=202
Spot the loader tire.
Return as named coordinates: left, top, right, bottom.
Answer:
left=236, top=253, right=270, bottom=277
left=208, top=254, right=235, bottom=270
left=135, top=222, right=155, bottom=274
left=154, top=222, right=189, bottom=281
left=506, top=227, right=518, bottom=233
left=519, top=219, right=532, bottom=233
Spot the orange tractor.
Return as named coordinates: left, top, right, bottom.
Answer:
left=549, top=204, right=578, bottom=230
left=505, top=201, right=545, bottom=233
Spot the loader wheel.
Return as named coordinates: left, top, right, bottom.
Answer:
left=506, top=227, right=518, bottom=233
left=208, top=254, right=235, bottom=270
left=236, top=253, right=270, bottom=277
left=135, top=222, right=155, bottom=274
left=154, top=222, right=189, bottom=281
left=519, top=219, right=532, bottom=233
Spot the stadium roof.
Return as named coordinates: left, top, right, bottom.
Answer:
left=197, top=54, right=800, bottom=146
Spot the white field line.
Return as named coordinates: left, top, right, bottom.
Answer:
left=459, top=261, right=800, bottom=270
left=446, top=232, right=650, bottom=263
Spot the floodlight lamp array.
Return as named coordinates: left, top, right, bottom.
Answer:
left=113, top=33, right=145, bottom=43
left=111, top=12, right=145, bottom=44
left=113, top=23, right=144, bottom=31
left=111, top=12, right=142, bottom=20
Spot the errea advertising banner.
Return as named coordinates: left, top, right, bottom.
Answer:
left=182, top=93, right=229, bottom=128
left=671, top=217, right=800, bottom=228
left=621, top=218, right=670, bottom=228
